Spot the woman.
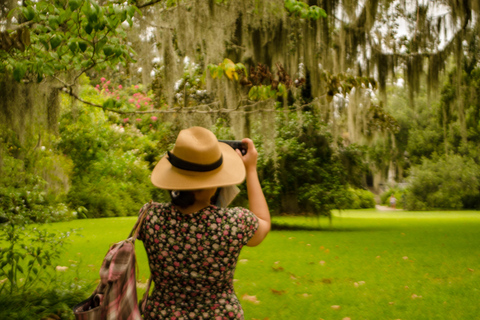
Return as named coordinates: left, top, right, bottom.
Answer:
left=138, top=126, right=270, bottom=320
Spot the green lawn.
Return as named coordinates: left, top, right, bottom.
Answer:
left=50, top=209, right=480, bottom=319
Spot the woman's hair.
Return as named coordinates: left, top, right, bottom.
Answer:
left=169, top=190, right=195, bottom=208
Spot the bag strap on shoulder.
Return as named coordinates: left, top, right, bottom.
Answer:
left=129, top=199, right=154, bottom=240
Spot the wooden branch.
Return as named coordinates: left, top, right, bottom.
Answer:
left=60, top=86, right=317, bottom=115
left=5, top=20, right=35, bottom=32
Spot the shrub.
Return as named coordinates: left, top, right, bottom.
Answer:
left=405, top=154, right=480, bottom=210
left=58, top=91, right=170, bottom=217
left=346, top=188, right=376, bottom=209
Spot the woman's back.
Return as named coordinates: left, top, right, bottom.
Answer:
left=139, top=202, right=259, bottom=319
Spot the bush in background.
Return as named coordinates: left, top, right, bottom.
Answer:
left=346, top=188, right=376, bottom=209
left=404, top=154, right=480, bottom=210
left=59, top=97, right=168, bottom=218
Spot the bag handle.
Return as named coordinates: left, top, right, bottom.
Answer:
left=130, top=200, right=154, bottom=314
left=129, top=200, right=153, bottom=240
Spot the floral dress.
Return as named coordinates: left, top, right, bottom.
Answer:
left=137, top=202, right=259, bottom=320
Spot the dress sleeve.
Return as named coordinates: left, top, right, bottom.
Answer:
left=233, top=207, right=259, bottom=246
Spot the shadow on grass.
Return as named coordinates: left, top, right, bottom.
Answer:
left=271, top=222, right=395, bottom=232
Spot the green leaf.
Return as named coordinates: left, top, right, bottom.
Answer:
left=84, top=23, right=93, bottom=35
left=248, top=86, right=259, bottom=100
left=48, top=15, right=59, bottom=28
left=78, top=41, right=88, bottom=52
left=50, top=35, right=63, bottom=49
left=68, top=40, right=78, bottom=53
left=21, top=6, right=35, bottom=21
left=13, top=62, right=27, bottom=82
left=103, top=45, right=114, bottom=56
left=69, top=0, right=81, bottom=11
left=96, top=37, right=108, bottom=52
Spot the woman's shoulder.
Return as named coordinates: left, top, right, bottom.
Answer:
left=138, top=201, right=172, bottom=215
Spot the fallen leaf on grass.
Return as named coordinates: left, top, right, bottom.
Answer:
left=468, top=268, right=474, bottom=272
left=242, top=294, right=260, bottom=304
left=322, top=278, right=332, bottom=284
left=342, top=317, right=351, bottom=320
left=402, top=256, right=409, bottom=260
left=301, top=293, right=311, bottom=298
left=56, top=266, right=68, bottom=272
left=271, top=289, right=287, bottom=295
left=411, top=294, right=423, bottom=299
left=331, top=305, right=341, bottom=310
left=389, top=302, right=395, bottom=305
left=0, top=278, right=7, bottom=284
left=319, top=260, right=326, bottom=266
left=289, top=274, right=297, bottom=280
left=136, top=281, right=148, bottom=289
left=239, top=259, right=248, bottom=264
left=272, top=266, right=284, bottom=272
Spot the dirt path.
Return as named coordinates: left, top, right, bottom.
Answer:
left=375, top=205, right=403, bottom=211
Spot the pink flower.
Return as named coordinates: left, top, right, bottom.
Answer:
left=116, top=96, right=120, bottom=100
left=101, top=77, right=106, bottom=82
left=135, top=85, right=139, bottom=89
left=151, top=116, right=158, bottom=121
left=136, top=104, right=140, bottom=109
left=128, top=98, right=135, bottom=103
left=123, top=118, right=129, bottom=123
left=118, top=85, right=123, bottom=89
left=196, top=234, right=202, bottom=239
left=136, top=118, right=142, bottom=122
left=95, top=84, right=100, bottom=89
left=106, top=80, right=111, bottom=85
left=144, top=101, right=149, bottom=105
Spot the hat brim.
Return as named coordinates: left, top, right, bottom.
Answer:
left=151, top=142, right=246, bottom=190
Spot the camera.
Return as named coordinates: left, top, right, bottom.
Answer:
left=218, top=140, right=248, bottom=155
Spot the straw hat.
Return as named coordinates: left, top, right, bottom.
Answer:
left=151, top=127, right=246, bottom=190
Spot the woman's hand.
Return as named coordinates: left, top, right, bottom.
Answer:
left=235, top=138, right=257, bottom=170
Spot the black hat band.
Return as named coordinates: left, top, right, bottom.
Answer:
left=167, top=151, right=223, bottom=172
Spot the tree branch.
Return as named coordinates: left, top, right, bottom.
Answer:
left=60, top=86, right=314, bottom=115
left=5, top=20, right=35, bottom=32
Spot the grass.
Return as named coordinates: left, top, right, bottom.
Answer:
left=28, top=209, right=480, bottom=319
